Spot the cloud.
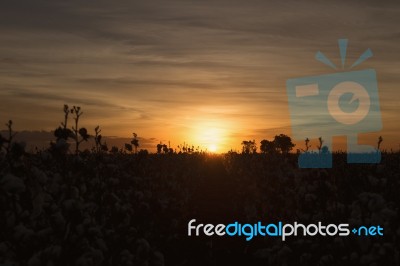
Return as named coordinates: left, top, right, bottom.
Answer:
left=0, top=0, right=399, bottom=151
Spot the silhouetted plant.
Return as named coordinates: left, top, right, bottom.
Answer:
left=110, top=146, right=119, bottom=154
left=317, top=137, right=324, bottom=153
left=273, top=134, right=295, bottom=154
left=0, top=133, right=5, bottom=152
left=52, top=105, right=73, bottom=155
left=260, top=139, right=275, bottom=154
left=0, top=120, right=26, bottom=162
left=54, top=105, right=74, bottom=141
left=138, top=149, right=149, bottom=156
left=131, top=133, right=139, bottom=153
left=94, top=126, right=108, bottom=153
left=71, top=106, right=90, bottom=154
left=377, top=136, right=383, bottom=150
left=241, top=140, right=257, bottom=154
left=162, top=144, right=169, bottom=154
left=157, top=143, right=162, bottom=154
left=1, top=120, right=15, bottom=154
left=321, top=145, right=329, bottom=154
left=157, top=143, right=172, bottom=154
left=303, top=137, right=311, bottom=152
left=125, top=143, right=133, bottom=152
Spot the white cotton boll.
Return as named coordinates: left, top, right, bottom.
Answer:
left=40, top=150, right=52, bottom=161
left=319, top=255, right=334, bottom=265
left=114, top=202, right=121, bottom=212
left=379, top=246, right=386, bottom=256
left=120, top=249, right=134, bottom=264
left=336, top=202, right=345, bottom=213
left=136, top=238, right=151, bottom=260
left=121, top=203, right=131, bottom=213
left=297, top=185, right=307, bottom=197
left=52, top=212, right=66, bottom=229
left=28, top=253, right=42, bottom=266
left=376, top=164, right=385, bottom=174
left=83, top=217, right=91, bottom=226
left=151, top=251, right=164, bottom=266
left=334, top=237, right=344, bottom=247
left=90, top=249, right=104, bottom=266
left=110, top=193, right=121, bottom=202
left=31, top=193, right=45, bottom=219
left=312, top=213, right=324, bottom=221
left=370, top=213, right=383, bottom=225
left=350, top=251, right=359, bottom=261
left=135, top=191, right=145, bottom=201
left=368, top=175, right=379, bottom=187
left=1, top=174, right=25, bottom=194
left=158, top=198, right=169, bottom=210
left=253, top=248, right=270, bottom=259
left=37, top=227, right=53, bottom=239
left=278, top=246, right=292, bottom=257
left=95, top=238, right=108, bottom=252
left=324, top=180, right=333, bottom=191
left=88, top=227, right=102, bottom=237
left=49, top=202, right=59, bottom=213
left=84, top=202, right=98, bottom=212
left=368, top=194, right=385, bottom=212
left=360, top=254, right=374, bottom=265
left=31, top=167, right=47, bottom=185
left=357, top=237, right=371, bottom=253
left=48, top=182, right=61, bottom=195
left=44, top=245, right=62, bottom=258
left=304, top=193, right=316, bottom=202
left=300, top=253, right=312, bottom=264
left=63, top=199, right=76, bottom=211
left=144, top=190, right=152, bottom=200
left=5, top=211, right=16, bottom=228
left=396, top=227, right=400, bottom=237
left=109, top=177, right=119, bottom=186
left=296, top=210, right=309, bottom=221
left=13, top=224, right=34, bottom=242
left=70, top=186, right=80, bottom=199
left=75, top=254, right=91, bottom=266
left=382, top=208, right=395, bottom=220
left=79, top=183, right=87, bottom=195
left=0, top=242, right=10, bottom=259
left=76, top=224, right=85, bottom=236
left=358, top=193, right=369, bottom=205
left=306, top=183, right=316, bottom=193
left=53, top=173, right=62, bottom=183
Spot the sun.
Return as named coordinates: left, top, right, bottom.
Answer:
left=190, top=122, right=226, bottom=153
left=208, top=144, right=217, bottom=152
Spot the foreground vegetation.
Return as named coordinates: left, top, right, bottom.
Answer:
left=0, top=106, right=399, bottom=266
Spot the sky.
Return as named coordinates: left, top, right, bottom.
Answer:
left=0, top=0, right=399, bottom=152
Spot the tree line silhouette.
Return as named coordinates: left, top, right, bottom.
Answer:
left=0, top=104, right=385, bottom=157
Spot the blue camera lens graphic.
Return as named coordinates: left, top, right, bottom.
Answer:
left=286, top=40, right=382, bottom=168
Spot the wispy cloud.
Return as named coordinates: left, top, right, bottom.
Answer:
left=0, top=0, right=399, bottom=151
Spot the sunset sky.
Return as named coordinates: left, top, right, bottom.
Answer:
left=1, top=0, right=399, bottom=152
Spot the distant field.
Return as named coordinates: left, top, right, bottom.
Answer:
left=1, top=151, right=399, bottom=265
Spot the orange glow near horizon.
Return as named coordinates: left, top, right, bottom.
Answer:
left=1, top=1, right=399, bottom=154
left=191, top=121, right=227, bottom=152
